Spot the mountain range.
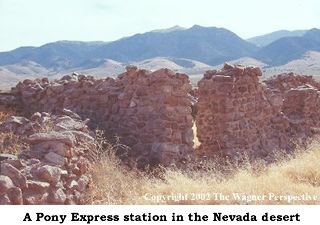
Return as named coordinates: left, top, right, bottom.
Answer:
left=0, top=25, right=320, bottom=89
left=247, top=29, right=307, bottom=47
left=0, top=25, right=258, bottom=69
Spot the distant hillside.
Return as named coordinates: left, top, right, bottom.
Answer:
left=264, top=51, right=320, bottom=78
left=0, top=57, right=215, bottom=88
left=66, top=57, right=214, bottom=81
left=0, top=41, right=105, bottom=71
left=92, top=25, right=257, bottom=65
left=0, top=61, right=53, bottom=90
left=255, top=28, right=320, bottom=65
left=1, top=26, right=320, bottom=89
left=214, top=57, right=268, bottom=69
left=0, top=25, right=257, bottom=71
left=248, top=30, right=306, bottom=47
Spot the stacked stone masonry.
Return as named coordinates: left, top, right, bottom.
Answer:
left=196, top=66, right=320, bottom=157
left=11, top=66, right=194, bottom=167
left=1, top=65, right=320, bottom=168
left=2, top=65, right=320, bottom=204
left=196, top=64, right=275, bottom=157
left=265, top=73, right=320, bottom=145
left=0, top=111, right=94, bottom=204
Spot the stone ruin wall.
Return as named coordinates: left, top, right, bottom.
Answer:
left=2, top=65, right=320, bottom=205
left=196, top=67, right=320, bottom=157
left=1, top=65, right=320, bottom=163
left=264, top=73, right=320, bottom=94
left=265, top=73, right=320, bottom=144
left=0, top=111, right=94, bottom=204
left=11, top=66, right=194, bottom=167
left=196, top=65, right=275, bottom=157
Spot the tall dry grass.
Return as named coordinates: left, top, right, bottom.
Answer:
left=87, top=131, right=144, bottom=204
left=88, top=138, right=320, bottom=205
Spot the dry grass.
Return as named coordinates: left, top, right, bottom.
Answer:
left=0, top=132, right=27, bottom=155
left=88, top=139, right=320, bottom=205
left=87, top=132, right=147, bottom=204
left=0, top=110, right=13, bottom=122
left=87, top=153, right=146, bottom=204
left=0, top=109, right=27, bottom=155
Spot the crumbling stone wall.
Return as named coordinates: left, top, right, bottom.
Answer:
left=282, top=87, right=320, bottom=138
left=196, top=64, right=276, bottom=157
left=0, top=111, right=94, bottom=204
left=3, top=65, right=320, bottom=205
left=0, top=92, right=20, bottom=111
left=264, top=72, right=320, bottom=94
left=265, top=73, right=320, bottom=145
left=11, top=66, right=194, bottom=166
left=2, top=65, right=320, bottom=166
left=196, top=65, right=320, bottom=157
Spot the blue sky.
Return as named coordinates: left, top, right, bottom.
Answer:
left=0, top=0, right=319, bottom=51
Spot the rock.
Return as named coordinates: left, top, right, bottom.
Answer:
left=26, top=180, right=50, bottom=192
left=223, top=63, right=234, bottom=70
left=71, top=190, right=82, bottom=204
left=0, top=163, right=27, bottom=189
left=129, top=100, right=137, bottom=108
left=55, top=116, right=86, bottom=131
left=27, top=132, right=75, bottom=146
left=23, top=192, right=49, bottom=205
left=77, top=157, right=90, bottom=174
left=62, top=108, right=81, bottom=120
left=249, top=66, right=262, bottom=76
left=32, top=141, right=72, bottom=158
left=65, top=195, right=76, bottom=205
left=76, top=175, right=90, bottom=192
left=0, top=175, right=14, bottom=195
left=6, top=116, right=29, bottom=125
left=0, top=93, right=19, bottom=109
left=0, top=116, right=31, bottom=134
left=0, top=194, right=11, bottom=204
left=65, top=131, right=94, bottom=142
left=8, top=187, right=23, bottom=204
left=30, top=112, right=42, bottom=121
left=48, top=188, right=66, bottom=204
left=264, top=72, right=320, bottom=94
left=125, top=65, right=138, bottom=73
left=67, top=180, right=78, bottom=190
left=44, top=152, right=67, bottom=165
left=36, top=165, right=67, bottom=184
left=26, top=158, right=41, bottom=165
left=2, top=159, right=26, bottom=170
left=0, top=153, right=18, bottom=162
